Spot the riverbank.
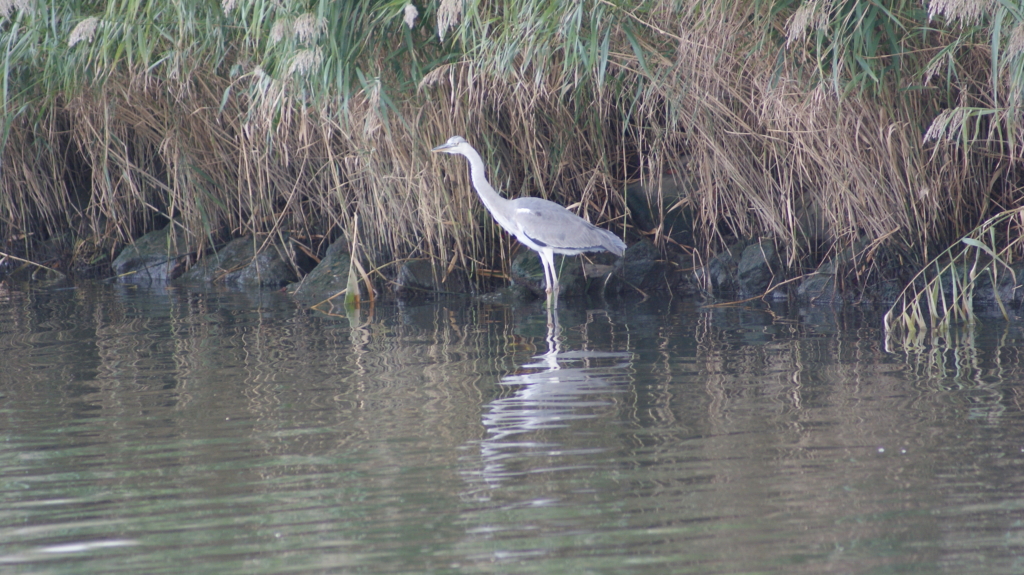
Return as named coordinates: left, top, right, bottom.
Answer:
left=2, top=1, right=1022, bottom=329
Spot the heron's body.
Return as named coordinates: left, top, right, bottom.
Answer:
left=432, top=136, right=625, bottom=307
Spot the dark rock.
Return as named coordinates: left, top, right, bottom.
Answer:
left=509, top=250, right=545, bottom=297
left=285, top=239, right=351, bottom=304
left=624, top=164, right=696, bottom=244
left=797, top=266, right=839, bottom=303
left=693, top=240, right=747, bottom=296
left=924, top=261, right=1024, bottom=315
left=509, top=244, right=664, bottom=301
left=475, top=284, right=536, bottom=304
left=396, top=259, right=438, bottom=295
left=510, top=251, right=588, bottom=300
left=622, top=240, right=664, bottom=289
left=394, top=259, right=463, bottom=298
left=794, top=239, right=876, bottom=304
left=111, top=223, right=190, bottom=282
left=737, top=240, right=778, bottom=296
left=604, top=240, right=666, bottom=295
left=866, top=280, right=902, bottom=304
left=797, top=251, right=860, bottom=304
left=177, top=236, right=297, bottom=288
left=972, top=263, right=1024, bottom=307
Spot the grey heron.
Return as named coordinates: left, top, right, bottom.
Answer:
left=432, top=136, right=626, bottom=307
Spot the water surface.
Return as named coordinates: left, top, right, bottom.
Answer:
left=2, top=282, right=1024, bottom=574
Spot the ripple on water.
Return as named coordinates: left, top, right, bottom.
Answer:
left=2, top=286, right=1024, bottom=573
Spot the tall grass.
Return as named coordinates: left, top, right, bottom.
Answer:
left=1, top=0, right=1022, bottom=312
left=883, top=207, right=1024, bottom=351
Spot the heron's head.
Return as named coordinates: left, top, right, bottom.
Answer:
left=431, top=136, right=470, bottom=155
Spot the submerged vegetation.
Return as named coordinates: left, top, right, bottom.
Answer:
left=1, top=0, right=1023, bottom=333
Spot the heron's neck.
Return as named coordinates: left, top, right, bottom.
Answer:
left=462, top=148, right=508, bottom=215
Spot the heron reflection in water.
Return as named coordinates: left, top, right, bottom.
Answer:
left=468, top=308, right=633, bottom=487
left=432, top=136, right=625, bottom=308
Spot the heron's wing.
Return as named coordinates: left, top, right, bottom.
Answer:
left=510, top=197, right=625, bottom=256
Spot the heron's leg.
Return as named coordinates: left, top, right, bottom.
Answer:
left=536, top=251, right=552, bottom=307
left=550, top=259, right=560, bottom=307
left=540, top=250, right=558, bottom=308
left=541, top=255, right=552, bottom=295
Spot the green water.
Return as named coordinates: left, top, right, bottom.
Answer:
left=1, top=282, right=1023, bottom=574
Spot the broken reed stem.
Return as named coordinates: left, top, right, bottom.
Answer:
left=0, top=251, right=67, bottom=279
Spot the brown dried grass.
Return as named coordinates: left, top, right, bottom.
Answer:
left=1, top=0, right=1020, bottom=301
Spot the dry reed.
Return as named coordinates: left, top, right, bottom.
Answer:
left=0, top=0, right=1021, bottom=328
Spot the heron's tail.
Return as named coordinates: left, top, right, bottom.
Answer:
left=600, top=228, right=627, bottom=257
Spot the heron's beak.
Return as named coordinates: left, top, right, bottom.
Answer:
left=431, top=143, right=453, bottom=153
